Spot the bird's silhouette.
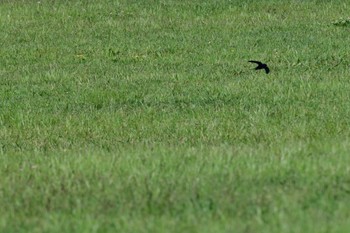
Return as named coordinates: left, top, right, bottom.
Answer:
left=248, top=60, right=270, bottom=74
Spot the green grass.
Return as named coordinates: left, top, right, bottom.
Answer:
left=1, top=0, right=350, bottom=232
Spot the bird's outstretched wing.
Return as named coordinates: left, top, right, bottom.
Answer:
left=248, top=60, right=263, bottom=65
left=264, top=66, right=270, bottom=74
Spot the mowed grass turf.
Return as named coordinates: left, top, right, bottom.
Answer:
left=1, top=0, right=350, bottom=232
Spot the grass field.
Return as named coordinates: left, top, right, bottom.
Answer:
left=1, top=0, right=350, bottom=232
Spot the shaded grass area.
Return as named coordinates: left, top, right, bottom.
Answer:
left=1, top=0, right=350, bottom=232
left=1, top=142, right=350, bottom=233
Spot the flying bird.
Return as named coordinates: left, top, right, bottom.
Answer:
left=248, top=60, right=270, bottom=74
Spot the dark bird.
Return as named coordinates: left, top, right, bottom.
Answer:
left=248, top=60, right=270, bottom=74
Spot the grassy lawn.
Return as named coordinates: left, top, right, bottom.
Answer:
left=1, top=0, right=350, bottom=232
